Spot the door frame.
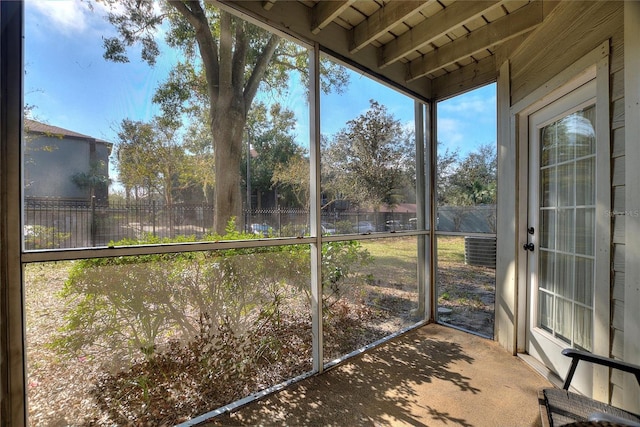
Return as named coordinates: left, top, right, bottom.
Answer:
left=526, top=81, right=598, bottom=396
left=512, top=40, right=610, bottom=400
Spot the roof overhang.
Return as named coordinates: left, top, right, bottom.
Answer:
left=217, top=0, right=548, bottom=101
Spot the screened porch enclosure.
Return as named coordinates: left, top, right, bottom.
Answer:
left=6, top=1, right=638, bottom=426
left=16, top=0, right=504, bottom=421
left=20, top=4, right=439, bottom=424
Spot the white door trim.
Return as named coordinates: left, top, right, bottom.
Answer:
left=514, top=41, right=610, bottom=401
left=624, top=0, right=640, bottom=413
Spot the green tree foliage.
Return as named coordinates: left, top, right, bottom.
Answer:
left=440, top=143, right=497, bottom=205
left=245, top=102, right=307, bottom=207
left=115, top=118, right=196, bottom=206
left=322, top=100, right=413, bottom=210
left=181, top=109, right=216, bottom=202
left=100, top=0, right=348, bottom=233
left=272, top=154, right=310, bottom=209
left=115, top=119, right=159, bottom=200
left=70, top=159, right=111, bottom=200
left=435, top=144, right=460, bottom=205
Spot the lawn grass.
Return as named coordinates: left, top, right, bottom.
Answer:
left=360, top=236, right=418, bottom=286
left=357, top=235, right=468, bottom=285
left=436, top=235, right=465, bottom=263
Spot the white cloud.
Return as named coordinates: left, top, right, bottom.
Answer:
left=27, top=0, right=97, bottom=35
left=439, top=93, right=496, bottom=116
left=436, top=85, right=497, bottom=155
left=437, top=117, right=465, bottom=150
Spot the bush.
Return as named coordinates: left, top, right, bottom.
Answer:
left=51, top=219, right=372, bottom=422
left=52, top=220, right=371, bottom=363
left=24, top=225, right=71, bottom=249
left=55, top=237, right=292, bottom=362
left=321, top=240, right=372, bottom=310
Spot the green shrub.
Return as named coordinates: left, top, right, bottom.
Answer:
left=52, top=219, right=371, bottom=365
left=321, top=240, right=372, bottom=310
left=50, top=218, right=373, bottom=423
left=24, top=225, right=71, bottom=249
left=55, top=242, right=287, bottom=362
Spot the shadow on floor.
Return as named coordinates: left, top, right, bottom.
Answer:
left=199, top=324, right=551, bottom=426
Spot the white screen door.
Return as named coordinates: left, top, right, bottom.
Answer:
left=525, top=79, right=597, bottom=396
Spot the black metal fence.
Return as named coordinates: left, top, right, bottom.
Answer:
left=24, top=198, right=217, bottom=249
left=23, top=198, right=496, bottom=250
left=24, top=198, right=420, bottom=250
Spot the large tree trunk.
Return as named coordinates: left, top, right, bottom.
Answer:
left=169, top=5, right=280, bottom=235
left=212, top=107, right=245, bottom=235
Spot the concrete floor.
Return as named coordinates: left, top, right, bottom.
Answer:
left=198, top=324, right=553, bottom=426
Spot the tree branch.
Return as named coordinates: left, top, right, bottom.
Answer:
left=232, top=18, right=248, bottom=104
left=218, top=10, right=233, bottom=104
left=244, top=34, right=281, bottom=108
left=168, top=1, right=219, bottom=101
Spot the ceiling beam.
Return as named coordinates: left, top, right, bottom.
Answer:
left=349, top=0, right=437, bottom=54
left=407, top=0, right=543, bottom=82
left=431, top=55, right=497, bottom=100
left=311, top=0, right=356, bottom=35
left=379, top=0, right=501, bottom=68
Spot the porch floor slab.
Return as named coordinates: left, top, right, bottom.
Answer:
left=202, top=323, right=553, bottom=426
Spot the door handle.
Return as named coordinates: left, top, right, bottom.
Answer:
left=523, top=242, right=535, bottom=251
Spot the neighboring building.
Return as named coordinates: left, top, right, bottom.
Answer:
left=24, top=119, right=112, bottom=204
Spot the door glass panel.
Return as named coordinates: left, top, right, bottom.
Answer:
left=539, top=290, right=553, bottom=331
left=574, top=305, right=593, bottom=350
left=539, top=250, right=554, bottom=292
left=557, top=117, right=575, bottom=163
left=541, top=168, right=555, bottom=207
left=540, top=210, right=555, bottom=250
left=536, top=104, right=595, bottom=351
left=557, top=253, right=574, bottom=299
left=576, top=158, right=595, bottom=206
left=557, top=209, right=574, bottom=252
left=575, top=208, right=595, bottom=255
left=555, top=297, right=572, bottom=344
left=557, top=163, right=574, bottom=207
left=573, top=108, right=597, bottom=157
left=540, top=123, right=557, bottom=167
left=575, top=256, right=594, bottom=305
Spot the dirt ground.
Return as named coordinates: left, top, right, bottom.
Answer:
left=437, top=263, right=496, bottom=338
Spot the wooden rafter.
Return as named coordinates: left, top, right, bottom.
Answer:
left=431, top=55, right=497, bottom=99
left=349, top=0, right=437, bottom=54
left=218, top=0, right=544, bottom=99
left=311, top=0, right=355, bottom=35
left=379, top=0, right=502, bottom=68
left=406, top=0, right=543, bottom=82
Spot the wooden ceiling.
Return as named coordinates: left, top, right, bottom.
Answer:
left=219, top=0, right=547, bottom=101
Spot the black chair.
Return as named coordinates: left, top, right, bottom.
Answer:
left=539, top=348, right=640, bottom=426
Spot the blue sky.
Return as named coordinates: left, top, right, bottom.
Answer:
left=25, top=0, right=496, bottom=181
